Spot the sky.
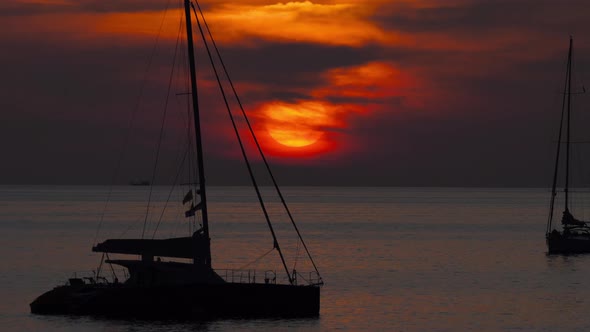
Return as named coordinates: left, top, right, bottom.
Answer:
left=1, top=0, right=590, bottom=186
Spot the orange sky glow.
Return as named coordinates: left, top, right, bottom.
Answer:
left=1, top=1, right=434, bottom=160
left=3, top=0, right=587, bottom=184
left=57, top=0, right=551, bottom=160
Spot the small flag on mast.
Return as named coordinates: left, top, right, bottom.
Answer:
left=182, top=190, right=193, bottom=205
left=185, top=201, right=203, bottom=217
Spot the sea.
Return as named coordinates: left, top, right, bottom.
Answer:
left=2, top=186, right=590, bottom=331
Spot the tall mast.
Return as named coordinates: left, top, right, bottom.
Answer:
left=184, top=0, right=211, bottom=267
left=547, top=38, right=572, bottom=233
left=565, top=37, right=573, bottom=211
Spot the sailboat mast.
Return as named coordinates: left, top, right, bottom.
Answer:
left=547, top=38, right=572, bottom=233
left=565, top=37, right=573, bottom=211
left=184, top=0, right=211, bottom=267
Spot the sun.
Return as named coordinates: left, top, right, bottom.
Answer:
left=267, top=125, right=324, bottom=147
left=262, top=102, right=336, bottom=148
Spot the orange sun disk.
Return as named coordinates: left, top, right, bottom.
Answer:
left=252, top=101, right=344, bottom=158
left=261, top=102, right=338, bottom=148
left=267, top=126, right=324, bottom=147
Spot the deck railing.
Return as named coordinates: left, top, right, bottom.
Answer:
left=67, top=268, right=322, bottom=287
left=67, top=268, right=128, bottom=285
left=215, top=269, right=323, bottom=286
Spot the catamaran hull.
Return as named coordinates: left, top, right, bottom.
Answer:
left=30, top=283, right=320, bottom=319
left=546, top=235, right=590, bottom=254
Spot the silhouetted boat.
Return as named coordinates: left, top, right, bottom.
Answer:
left=546, top=37, right=590, bottom=254
left=30, top=0, right=323, bottom=319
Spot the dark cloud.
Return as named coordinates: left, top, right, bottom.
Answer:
left=213, top=42, right=381, bottom=100
left=0, top=0, right=172, bottom=16
left=373, top=0, right=589, bottom=36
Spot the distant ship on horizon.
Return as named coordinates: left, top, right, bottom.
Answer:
left=129, top=179, right=150, bottom=186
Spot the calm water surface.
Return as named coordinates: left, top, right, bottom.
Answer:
left=1, top=186, right=590, bottom=331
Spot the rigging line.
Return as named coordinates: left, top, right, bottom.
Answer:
left=94, top=0, right=173, bottom=245
left=184, top=0, right=206, bottom=239
left=151, top=13, right=190, bottom=239
left=119, top=215, right=144, bottom=239
left=169, top=200, right=184, bottom=238
left=573, top=150, right=585, bottom=221
left=191, top=3, right=293, bottom=285
left=293, top=237, right=301, bottom=271
left=194, top=0, right=322, bottom=279
left=548, top=38, right=572, bottom=234
left=178, top=7, right=198, bottom=235
left=184, top=68, right=197, bottom=229
left=173, top=8, right=195, bottom=232
left=565, top=37, right=573, bottom=211
left=238, top=247, right=275, bottom=271
left=96, top=253, right=105, bottom=279
left=183, top=0, right=211, bottom=266
left=151, top=146, right=189, bottom=239
left=106, top=253, right=117, bottom=282
left=141, top=19, right=183, bottom=239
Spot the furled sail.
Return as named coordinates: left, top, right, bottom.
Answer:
left=92, top=232, right=208, bottom=263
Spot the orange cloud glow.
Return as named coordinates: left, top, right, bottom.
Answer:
left=10, top=0, right=72, bottom=5
left=246, top=59, right=441, bottom=159
left=244, top=61, right=428, bottom=158
left=200, top=1, right=529, bottom=53
left=0, top=10, right=181, bottom=44
left=94, top=10, right=182, bottom=40
left=203, top=1, right=394, bottom=47
left=313, top=61, right=430, bottom=111
left=314, top=62, right=420, bottom=99
left=4, top=0, right=544, bottom=57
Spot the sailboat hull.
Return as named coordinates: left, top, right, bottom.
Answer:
left=30, top=282, right=320, bottom=319
left=546, top=233, right=590, bottom=254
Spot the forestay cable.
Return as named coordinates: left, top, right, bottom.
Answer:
left=193, top=0, right=322, bottom=282
left=191, top=2, right=293, bottom=284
